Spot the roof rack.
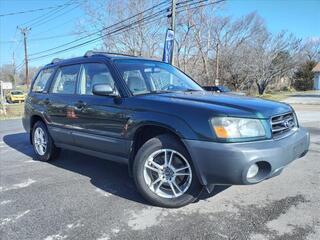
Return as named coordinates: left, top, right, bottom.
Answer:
left=84, top=51, right=105, bottom=57
left=106, top=52, right=137, bottom=57
left=84, top=50, right=137, bottom=58
left=51, top=58, right=62, bottom=64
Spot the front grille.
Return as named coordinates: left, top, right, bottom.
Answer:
left=271, top=112, right=296, bottom=137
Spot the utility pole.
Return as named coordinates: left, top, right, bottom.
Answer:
left=170, top=0, right=176, bottom=65
left=18, top=27, right=31, bottom=87
left=215, top=43, right=219, bottom=85
left=170, top=0, right=176, bottom=32
left=12, top=52, right=16, bottom=87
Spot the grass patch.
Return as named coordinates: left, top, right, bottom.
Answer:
left=255, top=89, right=297, bottom=101
left=0, top=103, right=24, bottom=120
left=256, top=89, right=319, bottom=101
left=257, top=93, right=290, bottom=101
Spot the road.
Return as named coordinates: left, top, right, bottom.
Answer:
left=0, top=105, right=319, bottom=240
left=282, top=91, right=320, bottom=105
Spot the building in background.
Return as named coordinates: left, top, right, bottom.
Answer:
left=312, top=63, right=320, bottom=90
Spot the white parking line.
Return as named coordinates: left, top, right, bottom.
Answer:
left=0, top=178, right=36, bottom=192
left=0, top=200, right=13, bottom=205
left=0, top=210, right=30, bottom=226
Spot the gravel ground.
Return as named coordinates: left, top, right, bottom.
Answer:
left=0, top=105, right=319, bottom=240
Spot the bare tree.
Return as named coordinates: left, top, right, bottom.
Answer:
left=247, top=31, right=302, bottom=95
left=78, top=1, right=309, bottom=95
left=301, top=38, right=320, bottom=62
left=212, top=13, right=265, bottom=90
left=79, top=0, right=165, bottom=58
left=18, top=66, right=39, bottom=86
left=0, top=64, right=16, bottom=86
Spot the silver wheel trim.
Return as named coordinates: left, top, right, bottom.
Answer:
left=34, top=127, right=47, bottom=156
left=143, top=149, right=192, bottom=199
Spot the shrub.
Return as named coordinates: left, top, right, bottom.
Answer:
left=293, top=61, right=316, bottom=91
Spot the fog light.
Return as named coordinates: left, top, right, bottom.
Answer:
left=247, top=164, right=259, bottom=179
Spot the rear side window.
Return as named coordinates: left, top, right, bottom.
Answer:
left=51, top=65, right=80, bottom=94
left=32, top=68, right=54, bottom=92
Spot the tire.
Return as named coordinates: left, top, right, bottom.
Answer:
left=32, top=121, right=60, bottom=161
left=133, top=134, right=202, bottom=208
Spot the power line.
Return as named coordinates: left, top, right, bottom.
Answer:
left=176, top=0, right=201, bottom=9
left=28, top=0, right=225, bottom=62
left=7, top=27, right=19, bottom=52
left=29, top=0, right=104, bottom=38
left=29, top=0, right=170, bottom=57
left=30, top=33, right=82, bottom=41
left=16, top=61, right=25, bottom=72
left=29, top=15, right=84, bottom=38
left=29, top=8, right=170, bottom=61
left=30, top=16, right=167, bottom=62
left=177, top=0, right=226, bottom=12
left=29, top=15, right=169, bottom=61
left=1, top=33, right=82, bottom=44
left=20, top=0, right=77, bottom=27
left=0, top=2, right=78, bottom=17
left=28, top=3, right=80, bottom=29
left=0, top=40, right=18, bottom=44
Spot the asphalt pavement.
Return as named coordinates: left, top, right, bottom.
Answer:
left=0, top=105, right=319, bottom=240
left=283, top=91, right=320, bottom=105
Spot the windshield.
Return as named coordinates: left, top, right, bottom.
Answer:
left=114, top=59, right=203, bottom=95
left=11, top=91, right=24, bottom=95
left=219, top=86, right=231, bottom=92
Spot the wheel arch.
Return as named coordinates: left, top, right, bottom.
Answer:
left=127, top=123, right=204, bottom=185
left=128, top=124, right=180, bottom=173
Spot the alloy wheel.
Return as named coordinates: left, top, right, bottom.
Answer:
left=34, top=127, right=47, bottom=156
left=143, top=149, right=192, bottom=199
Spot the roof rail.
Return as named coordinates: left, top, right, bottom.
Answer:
left=51, top=58, right=62, bottom=64
left=84, top=50, right=137, bottom=58
left=105, top=52, right=137, bottom=57
left=84, top=50, right=105, bottom=57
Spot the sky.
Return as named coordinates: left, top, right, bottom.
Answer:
left=0, top=0, right=319, bottom=69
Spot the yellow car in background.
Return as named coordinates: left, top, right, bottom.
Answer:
left=6, top=90, right=26, bottom=103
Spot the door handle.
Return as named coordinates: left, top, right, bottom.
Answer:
left=74, top=100, right=87, bottom=109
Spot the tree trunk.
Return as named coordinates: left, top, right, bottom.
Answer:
left=257, top=83, right=265, bottom=95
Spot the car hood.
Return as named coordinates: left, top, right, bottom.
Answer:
left=139, top=91, right=292, bottom=119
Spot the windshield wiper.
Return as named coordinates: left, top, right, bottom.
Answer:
left=183, top=89, right=202, bottom=92
left=149, top=90, right=173, bottom=94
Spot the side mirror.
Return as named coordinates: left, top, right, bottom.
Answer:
left=92, top=84, right=115, bottom=96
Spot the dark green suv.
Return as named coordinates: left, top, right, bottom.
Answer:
left=23, top=52, right=310, bottom=208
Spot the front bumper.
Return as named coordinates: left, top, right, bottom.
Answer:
left=183, top=127, right=310, bottom=186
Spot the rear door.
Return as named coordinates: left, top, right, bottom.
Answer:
left=70, top=62, right=131, bottom=161
left=25, top=67, right=55, bottom=131
left=46, top=64, right=81, bottom=145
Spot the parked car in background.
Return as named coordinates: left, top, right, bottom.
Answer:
left=203, top=85, right=246, bottom=95
left=23, top=52, right=309, bottom=208
left=6, top=90, right=26, bottom=103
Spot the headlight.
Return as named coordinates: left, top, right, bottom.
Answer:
left=211, top=117, right=266, bottom=139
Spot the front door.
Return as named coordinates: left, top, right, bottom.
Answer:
left=70, top=62, right=131, bottom=160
